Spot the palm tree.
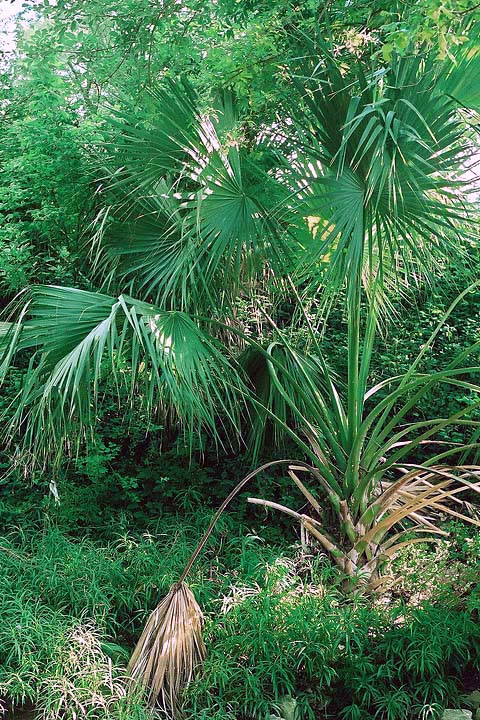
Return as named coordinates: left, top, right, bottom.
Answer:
left=2, top=42, right=480, bottom=714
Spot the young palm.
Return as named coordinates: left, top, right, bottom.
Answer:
left=240, top=44, right=480, bottom=582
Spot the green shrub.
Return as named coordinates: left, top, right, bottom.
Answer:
left=185, top=541, right=480, bottom=720
left=187, top=585, right=480, bottom=720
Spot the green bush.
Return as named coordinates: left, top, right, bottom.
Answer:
left=186, top=557, right=480, bottom=720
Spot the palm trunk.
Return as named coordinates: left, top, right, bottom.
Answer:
left=345, top=214, right=365, bottom=495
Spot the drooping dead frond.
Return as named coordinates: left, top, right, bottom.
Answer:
left=128, top=460, right=311, bottom=715
left=128, top=582, right=205, bottom=716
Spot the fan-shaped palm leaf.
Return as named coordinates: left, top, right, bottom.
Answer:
left=94, top=83, right=290, bottom=312
left=1, top=286, right=247, bottom=465
left=286, top=47, right=477, bottom=309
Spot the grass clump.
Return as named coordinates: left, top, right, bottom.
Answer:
left=0, top=518, right=478, bottom=720
left=38, top=624, right=150, bottom=720
left=0, top=516, right=281, bottom=717
left=0, top=599, right=150, bottom=719
left=185, top=550, right=480, bottom=720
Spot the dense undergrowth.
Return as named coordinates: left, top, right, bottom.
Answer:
left=0, top=277, right=479, bottom=720
left=2, top=289, right=478, bottom=718
left=0, top=508, right=478, bottom=720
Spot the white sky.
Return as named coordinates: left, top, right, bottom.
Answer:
left=3, top=1, right=23, bottom=16
left=1, top=1, right=21, bottom=52
left=0, top=0, right=24, bottom=22
left=0, top=0, right=32, bottom=52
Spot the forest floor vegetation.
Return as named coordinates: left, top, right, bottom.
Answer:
left=0, top=502, right=478, bottom=720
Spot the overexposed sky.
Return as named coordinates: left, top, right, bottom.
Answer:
left=0, top=0, right=24, bottom=20
left=0, top=0, right=32, bottom=53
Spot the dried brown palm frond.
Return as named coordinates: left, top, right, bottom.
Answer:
left=128, top=460, right=303, bottom=717
left=128, top=581, right=205, bottom=715
left=249, top=463, right=480, bottom=587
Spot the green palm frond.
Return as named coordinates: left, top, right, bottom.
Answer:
left=240, top=341, right=344, bottom=462
left=441, top=43, right=480, bottom=111
left=287, top=49, right=478, bottom=310
left=94, top=83, right=290, bottom=312
left=105, top=79, right=204, bottom=188
left=1, top=286, right=247, bottom=465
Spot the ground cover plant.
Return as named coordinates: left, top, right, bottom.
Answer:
left=0, top=518, right=478, bottom=720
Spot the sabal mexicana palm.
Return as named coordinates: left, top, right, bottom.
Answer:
left=2, top=42, right=480, bottom=714
left=235, top=44, right=480, bottom=581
